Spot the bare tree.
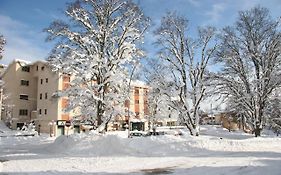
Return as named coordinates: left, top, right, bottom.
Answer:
left=0, top=35, right=6, bottom=122
left=1, top=93, right=14, bottom=128
left=265, top=96, right=281, bottom=135
left=45, top=0, right=150, bottom=130
left=213, top=6, right=281, bottom=136
left=154, top=12, right=217, bottom=136
left=0, top=35, right=6, bottom=59
left=144, top=57, right=172, bottom=129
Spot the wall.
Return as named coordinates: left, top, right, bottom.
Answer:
left=35, top=62, right=60, bottom=133
left=2, top=61, right=37, bottom=129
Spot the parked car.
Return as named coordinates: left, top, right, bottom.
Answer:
left=164, top=130, right=183, bottom=136
left=147, top=131, right=165, bottom=136
left=129, top=130, right=149, bottom=137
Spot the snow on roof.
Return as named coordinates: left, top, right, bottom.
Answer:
left=32, top=60, right=48, bottom=65
left=14, top=59, right=32, bottom=65
left=130, top=118, right=147, bottom=122
left=12, top=59, right=48, bottom=66
left=131, top=80, right=149, bottom=88
left=1, top=59, right=48, bottom=77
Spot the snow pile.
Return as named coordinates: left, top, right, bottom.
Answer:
left=186, top=136, right=281, bottom=152
left=42, top=125, right=281, bottom=158
left=0, top=121, right=11, bottom=133
left=1, top=125, right=281, bottom=175
left=0, top=121, right=38, bottom=137
left=43, top=133, right=194, bottom=157
left=43, top=133, right=206, bottom=157
left=45, top=135, right=78, bottom=154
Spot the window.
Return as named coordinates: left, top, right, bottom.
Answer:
left=46, top=78, right=48, bottom=83
left=124, top=100, right=130, bottom=108
left=21, top=66, right=30, bottom=72
left=19, top=109, right=28, bottom=116
left=36, top=66, right=38, bottom=71
left=39, top=93, right=42, bottom=100
left=62, top=75, right=71, bottom=90
left=40, top=79, right=43, bottom=84
left=62, top=83, right=70, bottom=90
left=39, top=109, right=42, bottom=115
left=19, top=94, right=28, bottom=100
left=44, top=109, right=47, bottom=115
left=61, top=98, right=69, bottom=108
left=20, top=80, right=29, bottom=86
left=144, top=89, right=148, bottom=95
left=41, top=66, right=45, bottom=71
left=63, top=75, right=70, bottom=82
left=45, top=93, right=48, bottom=99
left=134, top=88, right=139, bottom=95
left=135, top=100, right=139, bottom=104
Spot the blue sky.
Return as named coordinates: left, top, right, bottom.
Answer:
left=0, top=0, right=280, bottom=65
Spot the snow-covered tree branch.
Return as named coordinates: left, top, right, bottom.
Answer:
left=45, top=0, right=150, bottom=130
left=212, top=6, right=281, bottom=136
left=153, top=12, right=217, bottom=136
left=144, top=57, right=174, bottom=129
left=0, top=35, right=6, bottom=59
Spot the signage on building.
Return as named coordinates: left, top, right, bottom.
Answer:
left=57, top=120, right=66, bottom=126
left=65, top=120, right=71, bottom=127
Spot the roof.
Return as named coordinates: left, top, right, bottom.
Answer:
left=14, top=59, right=32, bottom=65
left=130, top=80, right=149, bottom=88
left=130, top=118, right=147, bottom=122
left=1, top=59, right=48, bottom=77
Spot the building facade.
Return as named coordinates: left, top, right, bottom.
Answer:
left=108, top=80, right=150, bottom=131
left=1, top=59, right=150, bottom=135
left=1, top=60, right=71, bottom=135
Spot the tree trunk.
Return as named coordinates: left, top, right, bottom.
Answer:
left=185, top=123, right=193, bottom=135
left=192, top=127, right=200, bottom=136
left=104, top=122, right=108, bottom=132
left=185, top=123, right=199, bottom=136
left=97, top=100, right=103, bottom=126
left=254, top=126, right=261, bottom=137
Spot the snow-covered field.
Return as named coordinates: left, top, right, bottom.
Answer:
left=1, top=123, right=281, bottom=175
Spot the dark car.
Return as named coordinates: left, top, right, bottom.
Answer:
left=129, top=131, right=149, bottom=137
left=147, top=131, right=165, bottom=136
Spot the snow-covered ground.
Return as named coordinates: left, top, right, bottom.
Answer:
left=0, top=124, right=281, bottom=175
left=0, top=122, right=37, bottom=137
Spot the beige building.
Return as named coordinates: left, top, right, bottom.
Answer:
left=1, top=59, right=151, bottom=135
left=1, top=60, right=38, bottom=129
left=107, top=80, right=150, bottom=131
left=1, top=59, right=72, bottom=136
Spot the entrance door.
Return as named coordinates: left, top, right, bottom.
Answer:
left=57, top=126, right=65, bottom=136
left=16, top=123, right=24, bottom=130
left=74, top=126, right=80, bottom=133
left=131, top=122, right=144, bottom=131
